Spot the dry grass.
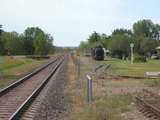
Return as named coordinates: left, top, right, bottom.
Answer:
left=64, top=55, right=86, bottom=120
left=65, top=55, right=160, bottom=120
left=66, top=55, right=146, bottom=120
left=0, top=56, right=49, bottom=89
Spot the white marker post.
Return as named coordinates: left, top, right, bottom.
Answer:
left=86, top=75, right=93, bottom=104
left=130, top=43, right=134, bottom=64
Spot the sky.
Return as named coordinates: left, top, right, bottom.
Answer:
left=0, top=0, right=160, bottom=47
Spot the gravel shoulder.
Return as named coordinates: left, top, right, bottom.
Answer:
left=33, top=57, right=69, bottom=120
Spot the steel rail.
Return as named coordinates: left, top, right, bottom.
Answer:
left=9, top=56, right=64, bottom=120
left=136, top=96, right=160, bottom=119
left=0, top=56, right=60, bottom=96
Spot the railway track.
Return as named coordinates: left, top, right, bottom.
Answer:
left=136, top=96, right=160, bottom=120
left=0, top=55, right=65, bottom=120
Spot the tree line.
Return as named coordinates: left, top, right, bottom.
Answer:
left=79, top=19, right=160, bottom=59
left=0, top=26, right=55, bottom=56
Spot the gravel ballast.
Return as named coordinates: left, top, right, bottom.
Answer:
left=33, top=57, right=69, bottom=120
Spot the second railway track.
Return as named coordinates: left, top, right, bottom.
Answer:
left=136, top=96, right=160, bottom=120
left=0, top=55, right=65, bottom=120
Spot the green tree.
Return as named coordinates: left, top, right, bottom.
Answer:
left=79, top=41, right=90, bottom=50
left=108, top=33, right=132, bottom=59
left=0, top=25, right=3, bottom=35
left=152, top=24, right=160, bottom=40
left=88, top=32, right=101, bottom=44
left=112, top=28, right=132, bottom=36
left=0, top=25, right=4, bottom=55
left=33, top=32, right=48, bottom=55
left=24, top=27, right=54, bottom=55
left=1, top=32, right=24, bottom=55
left=23, top=27, right=44, bottom=55
left=79, top=19, right=160, bottom=58
left=133, top=20, right=160, bottom=55
left=133, top=19, right=154, bottom=37
left=46, top=34, right=54, bottom=54
left=134, top=36, right=158, bottom=56
left=100, top=33, right=110, bottom=48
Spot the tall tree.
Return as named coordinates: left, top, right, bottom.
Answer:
left=133, top=20, right=160, bottom=55
left=88, top=32, right=101, bottom=44
left=33, top=31, right=49, bottom=55
left=1, top=32, right=24, bottom=55
left=133, top=19, right=154, bottom=38
left=79, top=41, right=89, bottom=50
left=23, top=27, right=43, bottom=55
left=100, top=33, right=110, bottom=48
left=133, top=36, right=159, bottom=56
left=108, top=33, right=132, bottom=59
left=0, top=25, right=4, bottom=55
left=112, top=28, right=132, bottom=36
left=0, top=25, right=3, bottom=35
left=152, top=24, right=160, bottom=40
left=46, top=34, right=54, bottom=53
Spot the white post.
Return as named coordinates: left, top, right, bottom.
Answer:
left=130, top=43, right=134, bottom=64
left=86, top=75, right=93, bottom=104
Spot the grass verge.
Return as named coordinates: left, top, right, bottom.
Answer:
left=103, top=58, right=160, bottom=77
left=0, top=56, right=49, bottom=89
left=72, top=95, right=133, bottom=120
left=66, top=56, right=135, bottom=120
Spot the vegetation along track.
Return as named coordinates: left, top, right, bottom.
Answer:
left=0, top=55, right=66, bottom=120
left=136, top=96, right=160, bottom=120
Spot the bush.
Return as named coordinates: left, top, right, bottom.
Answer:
left=134, top=55, right=147, bottom=63
left=2, top=57, right=26, bottom=69
left=26, top=55, right=50, bottom=60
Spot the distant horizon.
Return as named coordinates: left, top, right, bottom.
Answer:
left=1, top=0, right=160, bottom=47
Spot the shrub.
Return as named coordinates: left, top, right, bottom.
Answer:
left=0, top=57, right=26, bottom=70
left=26, top=55, right=50, bottom=60
left=134, top=55, right=147, bottom=63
